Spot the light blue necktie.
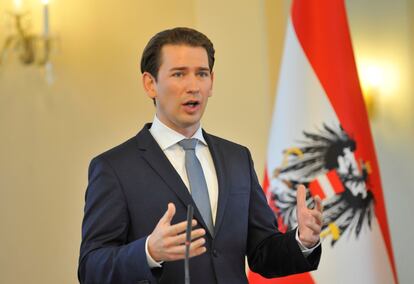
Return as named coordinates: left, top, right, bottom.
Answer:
left=179, top=138, right=214, bottom=235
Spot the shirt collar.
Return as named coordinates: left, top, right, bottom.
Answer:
left=149, top=115, right=207, bottom=150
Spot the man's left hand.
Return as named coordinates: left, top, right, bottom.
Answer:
left=296, top=184, right=323, bottom=248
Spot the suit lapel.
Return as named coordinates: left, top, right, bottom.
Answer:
left=203, top=131, right=230, bottom=236
left=135, top=124, right=214, bottom=237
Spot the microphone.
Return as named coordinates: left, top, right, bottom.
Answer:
left=185, top=204, right=194, bottom=284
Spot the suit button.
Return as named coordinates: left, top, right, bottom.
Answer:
left=212, top=249, right=218, bottom=257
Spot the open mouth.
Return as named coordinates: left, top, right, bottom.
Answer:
left=183, top=100, right=200, bottom=107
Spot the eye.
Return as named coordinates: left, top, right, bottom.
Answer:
left=172, top=72, right=184, bottom=77
left=197, top=71, right=210, bottom=77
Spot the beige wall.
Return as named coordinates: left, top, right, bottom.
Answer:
left=0, top=0, right=195, bottom=283
left=0, top=0, right=412, bottom=283
left=0, top=0, right=281, bottom=283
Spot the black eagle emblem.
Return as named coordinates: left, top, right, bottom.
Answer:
left=270, top=123, right=375, bottom=246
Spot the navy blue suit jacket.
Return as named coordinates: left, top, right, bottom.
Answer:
left=78, top=124, right=321, bottom=283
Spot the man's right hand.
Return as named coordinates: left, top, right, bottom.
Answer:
left=148, top=203, right=207, bottom=262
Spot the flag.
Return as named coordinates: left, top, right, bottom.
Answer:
left=248, top=0, right=398, bottom=283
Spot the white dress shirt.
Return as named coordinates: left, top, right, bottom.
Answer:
left=144, top=115, right=317, bottom=268
left=149, top=115, right=219, bottom=222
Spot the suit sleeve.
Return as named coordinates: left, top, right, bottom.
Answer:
left=244, top=148, right=321, bottom=278
left=78, top=156, right=158, bottom=284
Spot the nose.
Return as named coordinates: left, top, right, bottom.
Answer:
left=186, top=74, right=200, bottom=94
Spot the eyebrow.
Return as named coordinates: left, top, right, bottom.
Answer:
left=169, top=67, right=210, bottom=72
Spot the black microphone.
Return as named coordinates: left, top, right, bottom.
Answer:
left=185, top=204, right=194, bottom=284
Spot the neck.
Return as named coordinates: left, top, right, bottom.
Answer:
left=155, top=115, right=200, bottom=138
left=176, top=125, right=199, bottom=138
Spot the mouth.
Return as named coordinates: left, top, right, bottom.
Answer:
left=183, top=100, right=200, bottom=107
left=182, top=99, right=201, bottom=114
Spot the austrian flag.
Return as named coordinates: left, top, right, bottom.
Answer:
left=248, top=0, right=398, bottom=283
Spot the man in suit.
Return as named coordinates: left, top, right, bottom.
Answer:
left=78, top=27, right=323, bottom=284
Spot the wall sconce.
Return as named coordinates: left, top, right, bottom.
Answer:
left=0, top=0, right=54, bottom=82
left=361, top=66, right=382, bottom=119
left=358, top=62, right=398, bottom=121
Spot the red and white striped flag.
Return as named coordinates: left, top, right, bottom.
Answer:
left=248, top=0, right=398, bottom=283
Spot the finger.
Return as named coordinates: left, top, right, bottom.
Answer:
left=167, top=219, right=198, bottom=236
left=296, top=184, right=307, bottom=209
left=166, top=245, right=207, bottom=261
left=167, top=228, right=206, bottom=246
left=304, top=221, right=322, bottom=234
left=160, top=203, right=176, bottom=225
left=189, top=245, right=207, bottom=258
left=314, top=195, right=323, bottom=213
left=167, top=237, right=206, bottom=255
left=188, top=238, right=207, bottom=259
left=309, top=210, right=323, bottom=225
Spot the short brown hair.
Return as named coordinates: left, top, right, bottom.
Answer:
left=140, top=27, right=215, bottom=80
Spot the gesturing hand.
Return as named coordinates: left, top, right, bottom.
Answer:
left=296, top=185, right=323, bottom=248
left=148, top=203, right=207, bottom=262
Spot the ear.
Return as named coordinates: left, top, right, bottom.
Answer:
left=142, top=72, right=157, bottom=100
left=208, top=71, right=214, bottom=97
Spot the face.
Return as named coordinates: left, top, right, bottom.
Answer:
left=143, top=44, right=214, bottom=137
